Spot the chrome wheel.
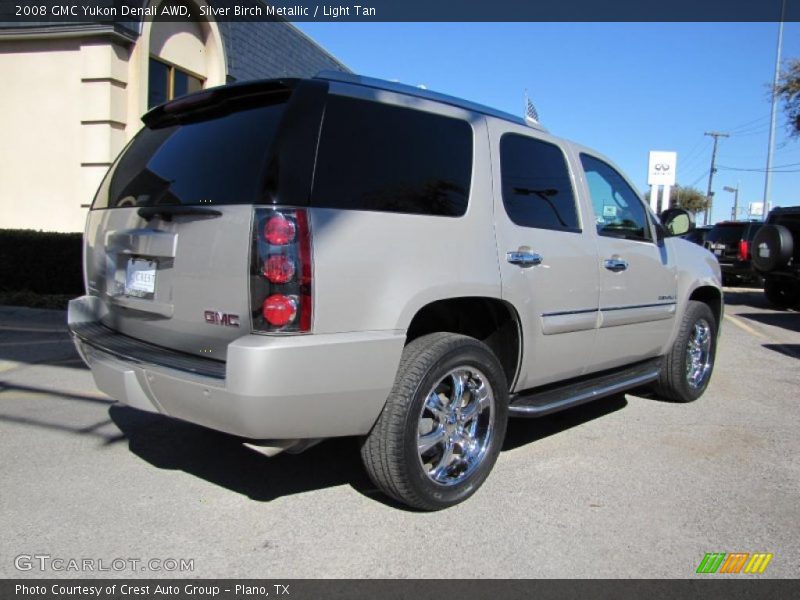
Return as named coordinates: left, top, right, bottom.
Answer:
left=685, top=318, right=713, bottom=389
left=417, top=367, right=495, bottom=486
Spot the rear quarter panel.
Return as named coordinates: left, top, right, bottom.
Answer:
left=308, top=99, right=502, bottom=335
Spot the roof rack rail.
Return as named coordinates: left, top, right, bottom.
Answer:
left=314, top=70, right=546, bottom=132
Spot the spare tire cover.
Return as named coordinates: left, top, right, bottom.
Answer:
left=751, top=224, right=794, bottom=272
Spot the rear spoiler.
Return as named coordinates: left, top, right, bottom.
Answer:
left=142, top=78, right=300, bottom=128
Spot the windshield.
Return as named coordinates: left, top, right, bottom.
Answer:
left=706, top=224, right=745, bottom=244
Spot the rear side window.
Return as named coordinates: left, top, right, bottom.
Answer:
left=499, top=134, right=580, bottom=232
left=311, top=95, right=472, bottom=217
left=93, top=99, right=287, bottom=209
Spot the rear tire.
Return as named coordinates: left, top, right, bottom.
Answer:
left=654, top=301, right=717, bottom=402
left=360, top=333, right=508, bottom=511
left=764, top=277, right=800, bottom=310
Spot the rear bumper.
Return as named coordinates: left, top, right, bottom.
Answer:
left=718, top=260, right=757, bottom=278
left=68, top=295, right=405, bottom=439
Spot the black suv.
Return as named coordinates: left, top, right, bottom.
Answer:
left=752, top=206, right=800, bottom=309
left=704, top=221, right=764, bottom=286
left=682, top=224, right=714, bottom=246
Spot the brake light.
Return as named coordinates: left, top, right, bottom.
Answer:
left=262, top=294, right=297, bottom=326
left=738, top=240, right=749, bottom=261
left=251, top=208, right=312, bottom=333
left=264, top=255, right=295, bottom=284
left=264, top=213, right=296, bottom=245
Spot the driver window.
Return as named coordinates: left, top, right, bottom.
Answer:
left=580, top=154, right=652, bottom=242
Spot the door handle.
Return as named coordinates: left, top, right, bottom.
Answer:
left=507, top=251, right=543, bottom=267
left=604, top=258, right=629, bottom=272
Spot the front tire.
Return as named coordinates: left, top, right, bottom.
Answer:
left=361, top=332, right=508, bottom=510
left=654, top=301, right=717, bottom=402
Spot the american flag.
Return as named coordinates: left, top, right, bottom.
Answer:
left=525, top=96, right=539, bottom=125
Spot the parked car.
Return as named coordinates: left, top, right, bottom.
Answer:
left=704, top=220, right=764, bottom=286
left=68, top=72, right=722, bottom=510
left=751, top=206, right=800, bottom=309
left=681, top=224, right=714, bottom=246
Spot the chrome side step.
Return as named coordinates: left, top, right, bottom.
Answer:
left=508, top=358, right=661, bottom=418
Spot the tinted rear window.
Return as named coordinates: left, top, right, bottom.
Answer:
left=706, top=224, right=745, bottom=244
left=93, top=99, right=286, bottom=209
left=311, top=95, right=472, bottom=217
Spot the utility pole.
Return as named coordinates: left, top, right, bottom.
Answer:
left=763, top=0, right=786, bottom=220
left=704, top=131, right=729, bottom=225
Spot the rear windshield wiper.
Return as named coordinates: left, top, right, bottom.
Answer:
left=137, top=206, right=222, bottom=222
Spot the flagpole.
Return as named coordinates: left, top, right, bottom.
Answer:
left=525, top=89, right=530, bottom=120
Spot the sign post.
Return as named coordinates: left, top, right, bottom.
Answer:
left=647, top=151, right=677, bottom=214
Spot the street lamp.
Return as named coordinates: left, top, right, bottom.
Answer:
left=723, top=184, right=740, bottom=221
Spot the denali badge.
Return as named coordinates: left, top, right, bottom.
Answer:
left=204, top=311, right=240, bottom=327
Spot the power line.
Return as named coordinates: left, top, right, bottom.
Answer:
left=726, top=114, right=772, bottom=133
left=688, top=170, right=710, bottom=188
left=718, top=163, right=800, bottom=173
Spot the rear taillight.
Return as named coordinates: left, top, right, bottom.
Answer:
left=251, top=208, right=312, bottom=333
left=738, top=240, right=749, bottom=261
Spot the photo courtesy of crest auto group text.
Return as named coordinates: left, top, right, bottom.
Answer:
left=0, top=0, right=799, bottom=594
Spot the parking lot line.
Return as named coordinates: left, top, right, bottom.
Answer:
left=724, top=313, right=769, bottom=340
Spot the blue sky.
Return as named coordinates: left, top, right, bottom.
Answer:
left=297, top=22, right=800, bottom=222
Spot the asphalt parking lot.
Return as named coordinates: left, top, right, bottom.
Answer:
left=0, top=289, right=798, bottom=579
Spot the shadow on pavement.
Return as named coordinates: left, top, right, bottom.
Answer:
left=739, top=312, right=800, bottom=333
left=0, top=326, right=87, bottom=370
left=108, top=394, right=629, bottom=508
left=503, top=394, right=628, bottom=451
left=0, top=381, right=111, bottom=405
left=762, top=343, right=800, bottom=359
left=0, top=381, right=123, bottom=443
left=109, top=405, right=378, bottom=504
left=721, top=289, right=770, bottom=309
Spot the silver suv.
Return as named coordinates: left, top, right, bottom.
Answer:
left=69, top=72, right=723, bottom=510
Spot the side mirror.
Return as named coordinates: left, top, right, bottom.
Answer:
left=660, top=208, right=694, bottom=237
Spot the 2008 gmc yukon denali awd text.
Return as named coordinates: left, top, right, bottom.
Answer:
left=68, top=72, right=723, bottom=510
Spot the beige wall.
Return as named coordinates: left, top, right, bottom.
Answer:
left=1, top=39, right=88, bottom=232
left=0, top=1, right=227, bottom=232
left=0, top=37, right=132, bottom=232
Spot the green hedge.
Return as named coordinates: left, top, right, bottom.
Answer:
left=0, top=229, right=84, bottom=295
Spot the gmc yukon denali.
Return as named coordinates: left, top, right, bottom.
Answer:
left=68, top=72, right=723, bottom=510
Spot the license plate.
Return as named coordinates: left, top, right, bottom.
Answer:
left=714, top=249, right=722, bottom=256
left=125, top=258, right=157, bottom=297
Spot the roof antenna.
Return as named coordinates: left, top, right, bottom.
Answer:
left=524, top=89, right=540, bottom=126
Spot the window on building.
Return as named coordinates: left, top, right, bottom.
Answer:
left=148, top=58, right=204, bottom=109
left=311, top=95, right=473, bottom=217
left=499, top=134, right=580, bottom=232
left=580, top=154, right=652, bottom=242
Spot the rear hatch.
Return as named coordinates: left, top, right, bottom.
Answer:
left=83, top=79, right=325, bottom=361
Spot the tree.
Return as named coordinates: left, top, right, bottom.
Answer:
left=644, top=185, right=708, bottom=215
left=776, top=58, right=800, bottom=136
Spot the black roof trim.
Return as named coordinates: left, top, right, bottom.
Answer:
left=314, top=70, right=547, bottom=132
